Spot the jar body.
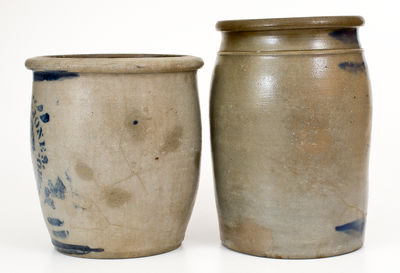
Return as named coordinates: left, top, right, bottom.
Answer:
left=211, top=26, right=371, bottom=258
left=30, top=69, right=201, bottom=258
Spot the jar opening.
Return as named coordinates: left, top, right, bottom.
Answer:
left=216, top=16, right=364, bottom=32
left=25, top=54, right=204, bottom=74
left=47, top=54, right=183, bottom=59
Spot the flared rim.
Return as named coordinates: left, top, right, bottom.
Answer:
left=216, top=16, right=364, bottom=32
left=25, top=54, right=204, bottom=73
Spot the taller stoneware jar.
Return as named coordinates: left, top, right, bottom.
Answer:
left=210, top=16, right=371, bottom=258
left=26, top=54, right=203, bottom=258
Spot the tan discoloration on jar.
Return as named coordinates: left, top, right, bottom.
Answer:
left=26, top=54, right=203, bottom=258
left=160, top=125, right=183, bottom=153
left=211, top=17, right=371, bottom=258
left=75, top=162, right=94, bottom=181
left=102, top=187, right=132, bottom=208
left=221, top=218, right=273, bottom=255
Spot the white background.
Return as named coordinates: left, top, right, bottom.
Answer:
left=0, top=0, right=399, bottom=272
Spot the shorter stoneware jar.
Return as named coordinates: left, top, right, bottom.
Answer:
left=26, top=54, right=203, bottom=258
left=211, top=16, right=371, bottom=258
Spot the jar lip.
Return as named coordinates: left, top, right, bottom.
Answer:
left=25, top=54, right=204, bottom=73
left=216, top=16, right=364, bottom=32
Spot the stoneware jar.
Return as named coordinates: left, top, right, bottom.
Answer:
left=210, top=16, right=371, bottom=258
left=26, top=54, right=203, bottom=258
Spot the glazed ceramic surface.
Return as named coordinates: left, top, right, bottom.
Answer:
left=210, top=16, right=371, bottom=258
left=26, top=54, right=203, bottom=258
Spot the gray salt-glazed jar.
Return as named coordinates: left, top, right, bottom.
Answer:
left=26, top=54, right=203, bottom=258
left=210, top=16, right=371, bottom=258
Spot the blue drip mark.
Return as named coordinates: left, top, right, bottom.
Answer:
left=40, top=113, right=50, bottom=123
left=335, top=218, right=365, bottom=235
left=132, top=120, right=139, bottom=125
left=44, top=194, right=55, bottom=209
left=65, top=171, right=72, bottom=182
left=41, top=155, right=48, bottom=164
left=44, top=177, right=66, bottom=209
left=37, top=105, right=43, bottom=112
left=47, top=217, right=64, bottom=226
left=34, top=71, right=79, bottom=82
left=51, top=239, right=104, bottom=255
left=47, top=177, right=66, bottom=199
left=73, top=203, right=86, bottom=210
left=329, top=29, right=358, bottom=44
left=30, top=119, right=35, bottom=152
left=52, top=230, right=69, bottom=239
left=338, top=62, right=365, bottom=74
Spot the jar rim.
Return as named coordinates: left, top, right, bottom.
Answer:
left=25, top=54, right=204, bottom=74
left=216, top=16, right=364, bottom=32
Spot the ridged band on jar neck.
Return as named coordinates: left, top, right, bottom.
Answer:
left=217, top=16, right=364, bottom=54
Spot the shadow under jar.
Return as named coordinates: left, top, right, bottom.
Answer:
left=210, top=16, right=371, bottom=258
left=26, top=54, right=203, bottom=258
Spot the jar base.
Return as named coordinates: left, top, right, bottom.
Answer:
left=53, top=241, right=182, bottom=259
left=221, top=241, right=363, bottom=259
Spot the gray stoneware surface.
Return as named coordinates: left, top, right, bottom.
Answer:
left=210, top=16, right=372, bottom=258
left=26, top=54, right=203, bottom=258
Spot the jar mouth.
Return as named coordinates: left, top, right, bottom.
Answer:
left=46, top=54, right=183, bottom=59
left=25, top=54, right=204, bottom=73
left=216, top=16, right=364, bottom=32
